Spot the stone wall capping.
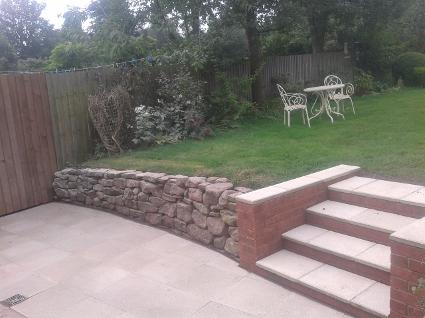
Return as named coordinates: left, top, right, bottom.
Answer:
left=236, top=165, right=360, bottom=205
left=390, top=217, right=425, bottom=249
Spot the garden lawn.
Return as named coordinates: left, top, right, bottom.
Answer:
left=86, top=88, right=425, bottom=188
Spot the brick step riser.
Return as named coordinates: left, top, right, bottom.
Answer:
left=306, top=213, right=390, bottom=246
left=328, top=190, right=425, bottom=219
left=254, top=266, right=383, bottom=318
left=283, top=239, right=390, bottom=285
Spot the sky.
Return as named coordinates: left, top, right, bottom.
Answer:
left=40, top=0, right=92, bottom=29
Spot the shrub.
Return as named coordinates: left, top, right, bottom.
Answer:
left=414, top=67, right=425, bottom=87
left=393, top=52, right=425, bottom=86
left=354, top=69, right=375, bottom=96
left=206, top=73, right=252, bottom=126
left=132, top=69, right=211, bottom=146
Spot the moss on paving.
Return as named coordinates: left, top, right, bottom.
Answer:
left=85, top=88, right=425, bottom=188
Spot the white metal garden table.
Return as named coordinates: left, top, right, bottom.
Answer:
left=304, top=84, right=345, bottom=123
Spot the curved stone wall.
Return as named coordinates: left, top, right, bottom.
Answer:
left=52, top=168, right=251, bottom=258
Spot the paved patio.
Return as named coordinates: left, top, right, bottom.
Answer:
left=0, top=203, right=351, bottom=318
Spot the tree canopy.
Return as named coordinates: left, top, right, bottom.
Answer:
left=0, top=0, right=424, bottom=101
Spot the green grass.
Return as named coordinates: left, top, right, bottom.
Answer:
left=86, top=88, right=425, bottom=188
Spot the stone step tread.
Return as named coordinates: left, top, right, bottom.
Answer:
left=256, top=250, right=389, bottom=317
left=329, top=177, right=425, bottom=207
left=282, top=224, right=390, bottom=271
left=307, top=200, right=416, bottom=233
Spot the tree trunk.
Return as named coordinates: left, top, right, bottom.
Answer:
left=309, top=12, right=328, bottom=54
left=245, top=5, right=264, bottom=106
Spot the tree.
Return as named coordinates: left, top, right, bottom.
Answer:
left=62, top=7, right=88, bottom=41
left=0, top=33, right=17, bottom=71
left=221, top=0, right=278, bottom=106
left=0, top=0, right=56, bottom=58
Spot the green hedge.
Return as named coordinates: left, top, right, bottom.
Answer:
left=393, top=52, right=425, bottom=86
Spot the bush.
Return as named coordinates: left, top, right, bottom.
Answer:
left=206, top=73, right=252, bottom=126
left=354, top=69, right=375, bottom=96
left=414, top=67, right=425, bottom=87
left=393, top=52, right=425, bottom=86
left=132, top=69, right=211, bottom=146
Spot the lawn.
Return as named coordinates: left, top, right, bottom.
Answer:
left=86, top=88, right=425, bottom=188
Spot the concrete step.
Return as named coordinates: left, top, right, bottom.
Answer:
left=281, top=224, right=390, bottom=284
left=306, top=200, right=416, bottom=245
left=256, top=250, right=390, bottom=318
left=328, top=177, right=425, bottom=218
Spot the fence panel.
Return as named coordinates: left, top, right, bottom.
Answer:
left=0, top=74, right=57, bottom=216
left=220, top=52, right=353, bottom=98
left=46, top=72, right=93, bottom=168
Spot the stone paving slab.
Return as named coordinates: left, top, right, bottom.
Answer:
left=1, top=203, right=348, bottom=318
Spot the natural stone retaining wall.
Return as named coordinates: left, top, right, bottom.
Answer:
left=52, top=168, right=251, bottom=258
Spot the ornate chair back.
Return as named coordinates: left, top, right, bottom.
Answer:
left=324, top=74, right=344, bottom=98
left=276, top=84, right=289, bottom=108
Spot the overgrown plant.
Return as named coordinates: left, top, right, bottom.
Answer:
left=206, top=73, right=252, bottom=127
left=412, top=277, right=425, bottom=313
left=132, top=69, right=211, bottom=146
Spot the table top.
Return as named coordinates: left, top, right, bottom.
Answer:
left=304, top=84, right=345, bottom=93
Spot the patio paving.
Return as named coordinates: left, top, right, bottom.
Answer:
left=0, top=203, right=351, bottom=318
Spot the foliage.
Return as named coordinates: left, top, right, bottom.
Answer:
left=17, top=58, right=48, bottom=72
left=48, top=42, right=94, bottom=70
left=393, top=52, right=425, bottom=86
left=132, top=69, right=211, bottom=146
left=354, top=68, right=375, bottom=96
left=206, top=73, right=252, bottom=126
left=412, top=277, right=425, bottom=313
left=0, top=0, right=57, bottom=59
left=414, top=67, right=425, bottom=88
left=0, top=33, right=17, bottom=71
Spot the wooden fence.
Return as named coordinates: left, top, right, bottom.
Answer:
left=0, top=51, right=352, bottom=215
left=0, top=74, right=57, bottom=216
left=209, top=52, right=353, bottom=99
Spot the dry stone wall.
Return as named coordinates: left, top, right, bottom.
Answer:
left=52, top=168, right=251, bottom=258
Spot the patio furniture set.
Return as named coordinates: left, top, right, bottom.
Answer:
left=277, top=74, right=355, bottom=127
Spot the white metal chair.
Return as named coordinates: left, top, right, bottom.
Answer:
left=324, top=75, right=356, bottom=114
left=276, top=84, right=310, bottom=128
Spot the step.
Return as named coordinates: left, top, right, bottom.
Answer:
left=328, top=177, right=425, bottom=218
left=306, top=200, right=416, bottom=245
left=256, top=250, right=390, bottom=318
left=281, top=225, right=390, bottom=283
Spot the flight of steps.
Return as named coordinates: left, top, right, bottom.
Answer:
left=256, top=176, right=425, bottom=318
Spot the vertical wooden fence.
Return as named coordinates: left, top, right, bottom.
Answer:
left=207, top=52, right=353, bottom=99
left=0, top=74, right=57, bottom=216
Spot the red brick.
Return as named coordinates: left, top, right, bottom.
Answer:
left=391, top=276, right=409, bottom=292
left=392, top=242, right=425, bottom=262
left=391, top=289, right=420, bottom=307
left=391, top=299, right=407, bottom=315
left=408, top=258, right=425, bottom=274
left=407, top=306, right=425, bottom=318
left=392, top=254, right=409, bottom=268
left=392, top=265, right=423, bottom=283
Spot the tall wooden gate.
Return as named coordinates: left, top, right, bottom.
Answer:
left=0, top=74, right=57, bottom=216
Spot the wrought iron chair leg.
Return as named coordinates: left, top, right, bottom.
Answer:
left=305, top=108, right=311, bottom=128
left=350, top=97, right=356, bottom=114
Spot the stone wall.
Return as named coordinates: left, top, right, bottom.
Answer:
left=53, top=168, right=251, bottom=258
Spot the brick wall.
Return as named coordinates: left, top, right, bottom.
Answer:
left=390, top=219, right=425, bottom=318
left=53, top=168, right=251, bottom=258
left=235, top=165, right=360, bottom=271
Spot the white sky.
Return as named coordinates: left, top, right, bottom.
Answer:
left=40, top=0, right=92, bottom=29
